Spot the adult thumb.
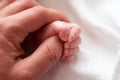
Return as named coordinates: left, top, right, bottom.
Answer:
left=16, top=36, right=63, bottom=79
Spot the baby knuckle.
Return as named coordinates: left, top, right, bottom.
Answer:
left=74, top=23, right=81, bottom=29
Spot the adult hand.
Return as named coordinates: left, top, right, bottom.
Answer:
left=0, top=0, right=69, bottom=80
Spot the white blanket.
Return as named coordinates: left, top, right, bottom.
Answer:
left=38, top=0, right=120, bottom=80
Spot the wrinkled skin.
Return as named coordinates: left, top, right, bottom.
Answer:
left=0, top=0, right=81, bottom=80
left=38, top=21, right=81, bottom=61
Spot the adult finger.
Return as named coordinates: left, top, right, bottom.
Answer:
left=11, top=36, right=63, bottom=80
left=1, top=6, right=70, bottom=44
left=0, top=0, right=38, bottom=18
left=0, top=0, right=15, bottom=10
left=3, top=5, right=70, bottom=34
left=35, top=21, right=71, bottom=44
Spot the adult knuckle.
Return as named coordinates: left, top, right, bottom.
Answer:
left=45, top=46, right=59, bottom=63
left=0, top=19, right=4, bottom=27
left=45, top=37, right=63, bottom=63
left=1, top=22, right=15, bottom=33
left=1, top=18, right=19, bottom=31
left=0, top=19, right=7, bottom=32
left=0, top=19, right=19, bottom=40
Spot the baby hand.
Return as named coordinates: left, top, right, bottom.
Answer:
left=37, top=21, right=81, bottom=62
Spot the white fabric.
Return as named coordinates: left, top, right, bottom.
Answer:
left=38, top=0, right=120, bottom=80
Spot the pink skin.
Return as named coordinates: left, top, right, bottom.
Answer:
left=37, top=21, right=81, bottom=61
left=0, top=0, right=81, bottom=79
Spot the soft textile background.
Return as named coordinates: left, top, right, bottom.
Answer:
left=38, top=0, right=120, bottom=80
